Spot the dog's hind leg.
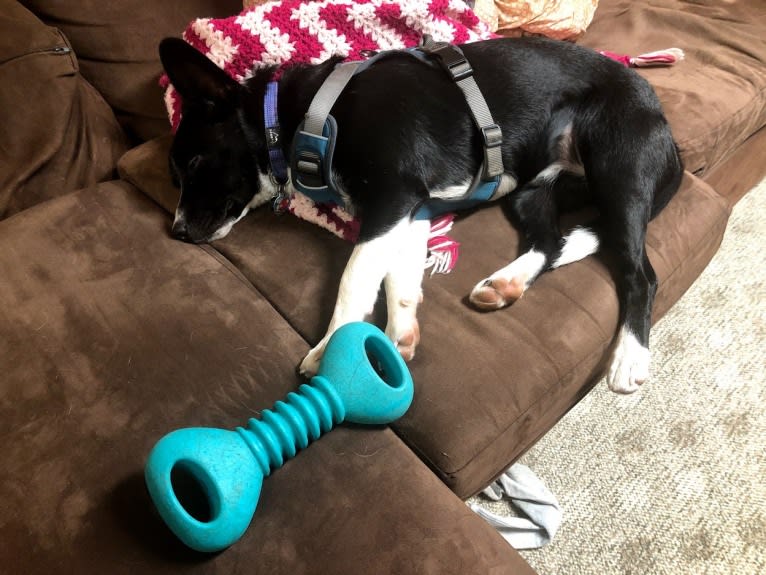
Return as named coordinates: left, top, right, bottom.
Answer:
left=603, top=218, right=656, bottom=394
left=469, top=170, right=599, bottom=310
left=586, top=121, right=681, bottom=393
left=596, top=195, right=658, bottom=394
left=298, top=217, right=426, bottom=377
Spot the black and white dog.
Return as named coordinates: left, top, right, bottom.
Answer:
left=160, top=36, right=683, bottom=394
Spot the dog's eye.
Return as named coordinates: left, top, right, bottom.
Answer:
left=187, top=155, right=202, bottom=171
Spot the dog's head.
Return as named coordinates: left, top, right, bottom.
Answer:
left=159, top=38, right=271, bottom=244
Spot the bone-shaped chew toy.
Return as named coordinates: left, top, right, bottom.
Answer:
left=144, top=322, right=414, bottom=552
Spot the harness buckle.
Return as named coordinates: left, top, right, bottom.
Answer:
left=295, top=150, right=324, bottom=188
left=481, top=124, right=503, bottom=148
left=426, top=43, right=474, bottom=81
left=447, top=60, right=473, bottom=82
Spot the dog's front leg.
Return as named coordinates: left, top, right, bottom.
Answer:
left=299, top=218, right=414, bottom=377
left=383, top=219, right=430, bottom=361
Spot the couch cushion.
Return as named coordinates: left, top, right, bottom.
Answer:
left=580, top=0, right=766, bottom=177
left=117, top=135, right=178, bottom=213
left=21, top=0, right=243, bottom=142
left=0, top=180, right=532, bottom=574
left=0, top=1, right=127, bottom=219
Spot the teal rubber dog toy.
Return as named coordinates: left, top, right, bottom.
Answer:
left=144, top=322, right=414, bottom=552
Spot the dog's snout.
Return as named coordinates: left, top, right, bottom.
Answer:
left=171, top=219, right=192, bottom=243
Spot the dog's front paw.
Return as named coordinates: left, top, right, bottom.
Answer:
left=607, top=329, right=651, bottom=394
left=387, top=316, right=420, bottom=362
left=469, top=276, right=526, bottom=310
left=299, top=344, right=325, bottom=378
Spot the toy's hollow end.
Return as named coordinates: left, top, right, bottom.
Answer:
left=145, top=427, right=263, bottom=553
left=316, top=323, right=414, bottom=424
left=364, top=332, right=408, bottom=390
left=169, top=460, right=220, bottom=523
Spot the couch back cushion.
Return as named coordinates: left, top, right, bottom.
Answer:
left=579, top=0, right=766, bottom=178
left=20, top=0, right=242, bottom=143
left=0, top=1, right=128, bottom=219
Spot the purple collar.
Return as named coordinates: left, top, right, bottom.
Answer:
left=264, top=81, right=289, bottom=185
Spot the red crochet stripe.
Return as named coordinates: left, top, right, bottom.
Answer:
left=373, top=3, right=424, bottom=47
left=319, top=4, right=383, bottom=57
left=315, top=204, right=362, bottom=242
left=182, top=27, right=210, bottom=56
left=263, top=1, right=326, bottom=63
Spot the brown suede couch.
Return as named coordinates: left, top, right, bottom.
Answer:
left=1, top=0, right=764, bottom=573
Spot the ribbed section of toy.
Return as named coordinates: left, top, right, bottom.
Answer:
left=236, top=377, right=346, bottom=476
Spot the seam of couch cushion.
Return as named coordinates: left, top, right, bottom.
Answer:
left=111, top=178, right=318, bottom=352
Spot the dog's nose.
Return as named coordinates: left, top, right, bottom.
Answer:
left=171, top=219, right=192, bottom=243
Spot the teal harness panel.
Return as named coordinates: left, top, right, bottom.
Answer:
left=412, top=176, right=500, bottom=221
left=291, top=116, right=341, bottom=205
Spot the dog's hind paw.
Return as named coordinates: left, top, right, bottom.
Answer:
left=469, top=250, right=547, bottom=311
left=607, top=328, right=651, bottom=394
left=469, top=276, right=526, bottom=310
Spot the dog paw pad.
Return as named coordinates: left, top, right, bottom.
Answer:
left=394, top=319, right=420, bottom=362
left=469, top=276, right=526, bottom=310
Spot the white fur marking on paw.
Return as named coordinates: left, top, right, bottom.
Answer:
left=491, top=249, right=547, bottom=289
left=553, top=227, right=600, bottom=268
left=607, top=327, right=651, bottom=394
left=299, top=338, right=326, bottom=377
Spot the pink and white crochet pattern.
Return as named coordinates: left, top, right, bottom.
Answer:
left=163, top=0, right=494, bottom=272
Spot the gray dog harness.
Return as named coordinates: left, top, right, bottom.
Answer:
left=270, top=39, right=505, bottom=220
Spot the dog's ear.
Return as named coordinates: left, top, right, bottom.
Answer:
left=159, top=37, right=240, bottom=108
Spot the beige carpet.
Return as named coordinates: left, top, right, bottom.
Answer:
left=470, top=178, right=766, bottom=574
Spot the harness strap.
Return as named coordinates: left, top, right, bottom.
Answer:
left=419, top=39, right=504, bottom=179
left=303, top=62, right=362, bottom=137
left=291, top=62, right=362, bottom=198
